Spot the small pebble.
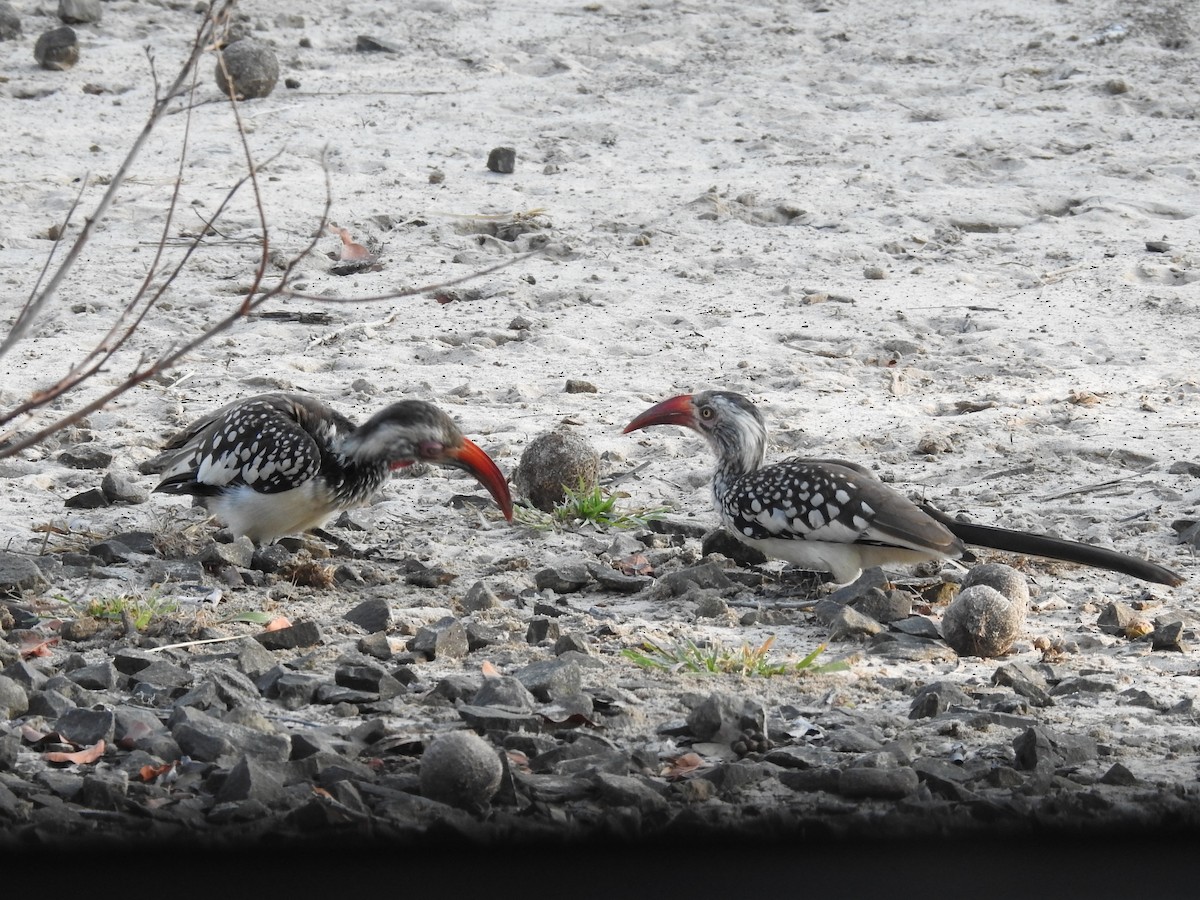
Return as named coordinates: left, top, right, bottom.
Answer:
left=487, top=146, right=516, bottom=174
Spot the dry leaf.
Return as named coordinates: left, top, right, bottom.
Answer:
left=19, top=635, right=58, bottom=659
left=46, top=739, right=105, bottom=765
left=263, top=616, right=292, bottom=632
left=481, top=660, right=502, bottom=678
left=20, top=723, right=50, bottom=743
left=660, top=751, right=707, bottom=779
left=138, top=761, right=175, bottom=782
left=506, top=749, right=531, bottom=773
left=1067, top=388, right=1105, bottom=406
left=617, top=552, right=653, bottom=576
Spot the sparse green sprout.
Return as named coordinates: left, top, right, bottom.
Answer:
left=622, top=635, right=849, bottom=677
left=65, top=593, right=179, bottom=631
left=516, top=477, right=669, bottom=531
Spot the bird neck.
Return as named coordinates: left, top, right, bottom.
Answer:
left=708, top=414, right=767, bottom=503
left=325, top=442, right=390, bottom=505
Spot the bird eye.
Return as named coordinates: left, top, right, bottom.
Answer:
left=699, top=407, right=714, bottom=420
left=417, top=440, right=444, bottom=459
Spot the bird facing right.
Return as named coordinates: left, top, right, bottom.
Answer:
left=152, top=392, right=512, bottom=544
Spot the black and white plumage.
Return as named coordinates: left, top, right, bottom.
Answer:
left=153, top=393, right=513, bottom=543
left=624, top=390, right=1184, bottom=587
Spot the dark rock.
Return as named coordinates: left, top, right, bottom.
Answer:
left=992, top=661, right=1053, bottom=706
left=1096, top=601, right=1141, bottom=635
left=67, top=660, right=117, bottom=690
left=1012, top=726, right=1098, bottom=771
left=655, top=559, right=737, bottom=596
left=27, top=689, right=74, bottom=718
left=553, top=632, right=590, bottom=656
left=343, top=597, right=390, bottom=633
left=472, top=675, right=536, bottom=711
left=535, top=563, right=591, bottom=594
left=271, top=673, right=321, bottom=709
left=0, top=552, right=44, bottom=596
left=850, top=587, right=912, bottom=624
left=1049, top=675, right=1118, bottom=697
left=58, top=445, right=112, bottom=468
left=0, top=2, right=20, bottom=41
left=585, top=561, right=652, bottom=593
left=909, top=681, right=973, bottom=719
left=420, top=731, right=503, bottom=811
left=33, top=25, right=78, bottom=70
left=407, top=617, right=469, bottom=660
left=355, top=34, right=399, bottom=52
left=169, top=707, right=290, bottom=764
left=64, top=488, right=109, bottom=509
left=216, top=756, right=285, bottom=805
left=564, top=379, right=597, bottom=394
left=486, top=146, right=517, bottom=174
left=335, top=661, right=405, bottom=700
left=0, top=675, right=29, bottom=718
left=464, top=621, right=507, bottom=651
left=1151, top=620, right=1186, bottom=652
left=58, top=0, right=101, bottom=25
left=54, top=707, right=114, bottom=746
left=100, top=472, right=149, bottom=504
left=701, top=528, right=768, bottom=566
left=456, top=704, right=542, bottom=734
left=255, top=620, right=321, bottom=650
left=250, top=543, right=293, bottom=574
left=215, top=39, right=280, bottom=99
left=79, top=772, right=126, bottom=810
left=358, top=631, right=393, bottom=660
left=687, top=692, right=766, bottom=744
left=827, top=604, right=884, bottom=641
left=515, top=658, right=581, bottom=703
left=461, top=580, right=502, bottom=611
left=837, top=765, right=920, bottom=799
left=523, top=615, right=559, bottom=644
left=1099, top=762, right=1139, bottom=786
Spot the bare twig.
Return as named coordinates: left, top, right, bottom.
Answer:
left=1, top=0, right=531, bottom=464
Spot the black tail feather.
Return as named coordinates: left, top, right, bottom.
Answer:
left=919, top=503, right=1185, bottom=587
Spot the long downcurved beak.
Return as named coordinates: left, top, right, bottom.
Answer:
left=623, top=394, right=698, bottom=434
left=444, top=438, right=514, bottom=521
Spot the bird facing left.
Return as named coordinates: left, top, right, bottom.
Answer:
left=151, top=393, right=513, bottom=543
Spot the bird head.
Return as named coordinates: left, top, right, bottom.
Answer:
left=623, top=390, right=768, bottom=475
left=345, top=401, right=513, bottom=521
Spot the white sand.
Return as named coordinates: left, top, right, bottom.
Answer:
left=2, top=0, right=1198, bottom=784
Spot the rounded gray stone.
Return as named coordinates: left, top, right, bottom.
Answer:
left=512, top=427, right=599, bottom=512
left=419, top=730, right=503, bottom=810
left=215, top=39, right=280, bottom=100
left=941, top=583, right=1025, bottom=658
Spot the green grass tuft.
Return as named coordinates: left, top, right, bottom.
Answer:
left=516, top=477, right=669, bottom=531
left=622, top=635, right=849, bottom=677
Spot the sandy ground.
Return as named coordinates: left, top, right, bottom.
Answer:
left=2, top=0, right=1200, bottom=851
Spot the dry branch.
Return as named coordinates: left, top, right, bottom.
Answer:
left=0, top=0, right=534, bottom=464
